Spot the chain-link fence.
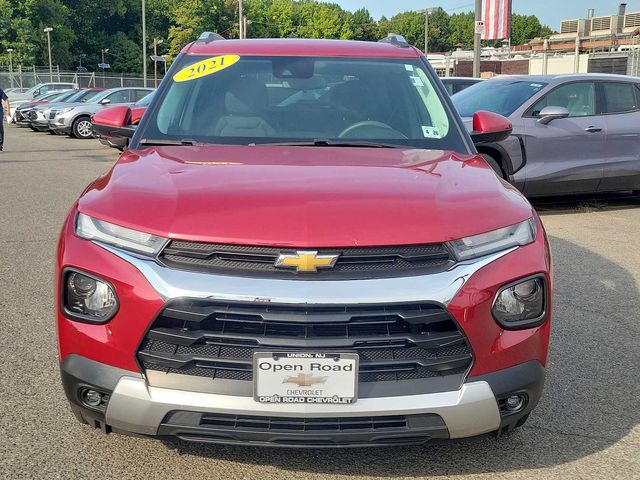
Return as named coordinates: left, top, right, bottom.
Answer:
left=0, top=65, right=163, bottom=90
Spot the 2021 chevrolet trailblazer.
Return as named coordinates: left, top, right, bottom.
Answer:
left=57, top=33, right=552, bottom=447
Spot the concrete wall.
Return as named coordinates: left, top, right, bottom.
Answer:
left=529, top=54, right=589, bottom=75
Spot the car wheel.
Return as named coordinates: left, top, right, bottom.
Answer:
left=480, top=153, right=505, bottom=179
left=29, top=125, right=38, bottom=131
left=72, top=117, right=93, bottom=139
left=633, top=190, right=640, bottom=198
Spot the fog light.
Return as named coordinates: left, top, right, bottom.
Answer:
left=493, top=275, right=547, bottom=329
left=64, top=270, right=118, bottom=323
left=505, top=395, right=525, bottom=412
left=82, top=389, right=103, bottom=408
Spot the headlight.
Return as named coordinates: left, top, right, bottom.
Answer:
left=75, top=213, right=167, bottom=256
left=493, top=275, right=547, bottom=329
left=63, top=270, right=118, bottom=323
left=448, top=218, right=536, bottom=261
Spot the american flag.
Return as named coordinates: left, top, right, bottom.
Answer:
left=482, top=0, right=512, bottom=40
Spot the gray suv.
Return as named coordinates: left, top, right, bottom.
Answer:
left=452, top=74, right=640, bottom=197
left=49, top=87, right=153, bottom=138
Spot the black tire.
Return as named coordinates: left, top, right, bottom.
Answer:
left=480, top=153, right=505, bottom=179
left=71, top=116, right=93, bottom=139
left=29, top=125, right=38, bottom=131
left=633, top=190, right=640, bottom=198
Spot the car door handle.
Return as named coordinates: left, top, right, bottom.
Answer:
left=585, top=126, right=602, bottom=133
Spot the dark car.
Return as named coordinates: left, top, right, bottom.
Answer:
left=452, top=74, right=640, bottom=197
left=441, top=77, right=483, bottom=96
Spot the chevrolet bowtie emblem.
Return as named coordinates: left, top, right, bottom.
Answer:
left=275, top=251, right=339, bottom=272
left=283, top=373, right=328, bottom=387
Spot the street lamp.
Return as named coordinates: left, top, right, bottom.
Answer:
left=141, top=0, right=147, bottom=87
left=100, top=49, right=111, bottom=88
left=44, top=27, right=53, bottom=82
left=153, top=38, right=163, bottom=87
left=417, top=8, right=436, bottom=54
left=7, top=48, right=14, bottom=88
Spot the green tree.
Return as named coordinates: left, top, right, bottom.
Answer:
left=511, top=14, right=553, bottom=45
left=349, top=8, right=377, bottom=42
left=448, top=11, right=474, bottom=49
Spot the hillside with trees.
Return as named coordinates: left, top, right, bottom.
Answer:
left=0, top=0, right=554, bottom=73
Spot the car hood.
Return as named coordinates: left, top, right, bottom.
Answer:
left=36, top=101, right=75, bottom=111
left=78, top=145, right=533, bottom=247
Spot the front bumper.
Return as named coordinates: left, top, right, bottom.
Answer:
left=57, top=212, right=551, bottom=447
left=62, top=354, right=544, bottom=447
left=48, top=115, right=71, bottom=134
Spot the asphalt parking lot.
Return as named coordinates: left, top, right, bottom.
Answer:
left=0, top=124, right=638, bottom=479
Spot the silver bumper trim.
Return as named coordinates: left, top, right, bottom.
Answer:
left=105, top=376, right=501, bottom=439
left=97, top=243, right=514, bottom=305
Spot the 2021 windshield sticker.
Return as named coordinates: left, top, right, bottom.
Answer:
left=173, top=55, right=240, bottom=82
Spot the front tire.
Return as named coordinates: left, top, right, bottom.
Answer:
left=480, top=153, right=505, bottom=179
left=72, top=117, right=93, bottom=139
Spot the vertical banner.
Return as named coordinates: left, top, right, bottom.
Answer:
left=482, top=0, right=512, bottom=40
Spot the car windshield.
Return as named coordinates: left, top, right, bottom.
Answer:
left=139, top=55, right=466, bottom=151
left=40, top=91, right=69, bottom=102
left=51, top=91, right=77, bottom=102
left=67, top=89, right=103, bottom=103
left=135, top=92, right=154, bottom=107
left=452, top=79, right=547, bottom=117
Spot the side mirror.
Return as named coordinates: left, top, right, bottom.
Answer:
left=537, top=106, right=569, bottom=125
left=91, top=105, right=136, bottom=139
left=130, top=106, right=147, bottom=125
left=99, top=98, right=111, bottom=105
left=33, top=91, right=40, bottom=98
left=470, top=110, right=512, bottom=144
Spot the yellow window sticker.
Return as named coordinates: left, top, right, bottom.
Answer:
left=173, top=55, right=240, bottom=82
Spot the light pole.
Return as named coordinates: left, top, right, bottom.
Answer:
left=7, top=48, right=14, bottom=88
left=141, top=0, right=147, bottom=87
left=100, top=49, right=110, bottom=88
left=153, top=38, right=163, bottom=87
left=239, top=0, right=244, bottom=39
left=473, top=0, right=482, bottom=78
left=44, top=27, right=53, bottom=82
left=417, top=8, right=436, bottom=54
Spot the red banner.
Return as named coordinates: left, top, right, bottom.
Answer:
left=483, top=0, right=512, bottom=40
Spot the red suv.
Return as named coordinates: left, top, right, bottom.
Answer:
left=58, top=34, right=552, bottom=447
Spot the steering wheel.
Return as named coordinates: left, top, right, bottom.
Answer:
left=338, top=121, right=407, bottom=140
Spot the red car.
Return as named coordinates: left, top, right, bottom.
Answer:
left=92, top=91, right=154, bottom=150
left=58, top=34, right=552, bottom=447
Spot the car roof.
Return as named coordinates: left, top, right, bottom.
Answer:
left=488, top=73, right=640, bottom=84
left=183, top=38, right=422, bottom=59
left=441, top=77, right=484, bottom=82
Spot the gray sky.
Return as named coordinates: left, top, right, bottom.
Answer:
left=332, top=0, right=640, bottom=30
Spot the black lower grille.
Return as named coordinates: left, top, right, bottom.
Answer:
left=157, top=411, right=449, bottom=446
left=158, top=241, right=454, bottom=280
left=138, top=299, right=473, bottom=388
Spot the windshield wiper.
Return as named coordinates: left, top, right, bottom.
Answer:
left=251, top=139, right=402, bottom=148
left=139, top=138, right=205, bottom=146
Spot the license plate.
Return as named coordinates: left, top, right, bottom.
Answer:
left=254, top=352, right=358, bottom=404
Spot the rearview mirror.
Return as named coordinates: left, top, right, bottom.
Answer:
left=91, top=105, right=136, bottom=139
left=537, top=106, right=569, bottom=125
left=470, top=110, right=512, bottom=144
